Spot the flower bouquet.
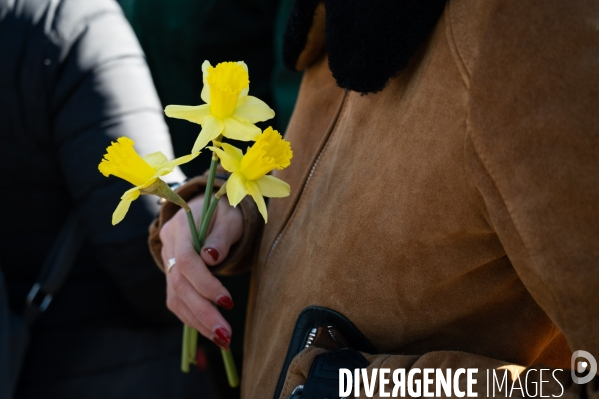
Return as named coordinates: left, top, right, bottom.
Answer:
left=98, top=61, right=293, bottom=387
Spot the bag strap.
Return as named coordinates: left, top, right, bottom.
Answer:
left=24, top=210, right=85, bottom=324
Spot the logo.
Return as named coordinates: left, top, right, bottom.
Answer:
left=571, top=350, right=597, bottom=384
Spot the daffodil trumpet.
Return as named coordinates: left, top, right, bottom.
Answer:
left=98, top=137, right=199, bottom=225
left=164, top=60, right=275, bottom=154
left=209, top=127, right=293, bottom=223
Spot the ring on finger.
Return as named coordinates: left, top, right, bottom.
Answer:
left=167, top=257, right=176, bottom=274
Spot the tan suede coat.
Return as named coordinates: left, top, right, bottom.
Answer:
left=150, top=0, right=599, bottom=397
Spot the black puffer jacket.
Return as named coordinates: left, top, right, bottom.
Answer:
left=0, top=0, right=176, bottom=327
left=0, top=0, right=209, bottom=397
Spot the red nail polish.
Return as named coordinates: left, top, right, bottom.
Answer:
left=204, top=247, right=219, bottom=261
left=217, top=296, right=234, bottom=311
left=213, top=336, right=229, bottom=351
left=215, top=327, right=230, bottom=344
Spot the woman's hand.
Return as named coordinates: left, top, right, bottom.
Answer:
left=160, top=195, right=243, bottom=350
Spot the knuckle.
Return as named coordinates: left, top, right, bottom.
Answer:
left=159, top=222, right=173, bottom=242
left=170, top=270, right=184, bottom=290
left=166, top=296, right=178, bottom=312
left=193, top=307, right=209, bottom=323
left=176, top=251, right=196, bottom=268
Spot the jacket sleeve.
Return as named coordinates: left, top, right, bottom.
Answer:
left=148, top=169, right=263, bottom=275
left=281, top=0, right=599, bottom=397
left=49, top=0, right=184, bottom=322
left=465, top=0, right=599, bottom=361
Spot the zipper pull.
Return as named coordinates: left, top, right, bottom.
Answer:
left=304, top=328, right=318, bottom=348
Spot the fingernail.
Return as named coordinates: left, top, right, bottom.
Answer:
left=203, top=247, right=219, bottom=261
left=216, top=295, right=234, bottom=311
left=214, top=327, right=230, bottom=344
left=213, top=336, right=229, bottom=351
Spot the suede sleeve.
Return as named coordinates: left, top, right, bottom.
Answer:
left=466, top=0, right=599, bottom=360
left=148, top=169, right=262, bottom=275
left=281, top=1, right=599, bottom=397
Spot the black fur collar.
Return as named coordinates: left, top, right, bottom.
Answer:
left=283, top=0, right=447, bottom=94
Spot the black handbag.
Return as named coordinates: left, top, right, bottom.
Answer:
left=0, top=210, right=84, bottom=398
left=274, top=307, right=377, bottom=399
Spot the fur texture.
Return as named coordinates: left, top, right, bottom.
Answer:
left=283, top=0, right=447, bottom=94
left=282, top=0, right=321, bottom=72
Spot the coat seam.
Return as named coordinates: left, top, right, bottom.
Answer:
left=263, top=89, right=349, bottom=271
left=466, top=121, right=567, bottom=340
left=446, top=0, right=472, bottom=86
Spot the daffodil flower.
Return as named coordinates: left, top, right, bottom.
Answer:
left=210, top=127, right=292, bottom=223
left=98, top=137, right=198, bottom=225
left=164, top=61, right=275, bottom=154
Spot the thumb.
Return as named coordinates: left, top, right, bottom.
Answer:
left=200, top=201, right=243, bottom=266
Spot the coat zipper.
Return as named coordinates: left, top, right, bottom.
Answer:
left=304, top=328, right=318, bottom=348
left=264, top=145, right=327, bottom=265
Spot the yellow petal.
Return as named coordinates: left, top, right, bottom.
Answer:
left=209, top=147, right=240, bottom=173
left=192, top=116, right=224, bottom=153
left=143, top=151, right=168, bottom=167
left=112, top=199, right=132, bottom=225
left=234, top=96, right=275, bottom=123
left=219, top=143, right=244, bottom=163
left=164, top=104, right=211, bottom=125
left=154, top=152, right=200, bottom=177
left=237, top=61, right=249, bottom=97
left=222, top=117, right=261, bottom=142
left=201, top=60, right=211, bottom=103
left=113, top=186, right=140, bottom=225
left=256, top=175, right=290, bottom=198
left=122, top=186, right=141, bottom=201
left=245, top=180, right=268, bottom=223
left=226, top=173, right=248, bottom=207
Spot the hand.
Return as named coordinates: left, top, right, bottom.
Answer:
left=160, top=194, right=243, bottom=350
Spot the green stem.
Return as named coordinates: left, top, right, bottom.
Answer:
left=200, top=153, right=219, bottom=230
left=198, top=187, right=224, bottom=246
left=221, top=348, right=240, bottom=388
left=185, top=210, right=201, bottom=253
left=182, top=182, right=237, bottom=386
left=182, top=211, right=200, bottom=373
left=181, top=325, right=190, bottom=372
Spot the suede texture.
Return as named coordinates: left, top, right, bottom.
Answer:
left=149, top=0, right=599, bottom=397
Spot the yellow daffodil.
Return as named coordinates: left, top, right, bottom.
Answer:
left=210, top=127, right=292, bottom=223
left=164, top=61, right=275, bottom=154
left=98, top=137, right=198, bottom=225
